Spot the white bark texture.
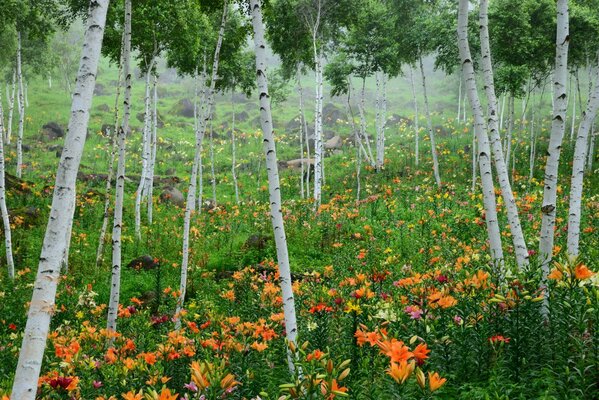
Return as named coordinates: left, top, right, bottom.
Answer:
left=419, top=56, right=442, bottom=188
left=6, top=72, right=16, bottom=144
left=298, top=68, right=311, bottom=196
left=250, top=0, right=299, bottom=373
left=16, top=32, right=25, bottom=178
left=539, top=0, right=569, bottom=287
left=231, top=90, right=240, bottom=204
left=135, top=61, right=156, bottom=240
left=107, top=0, right=131, bottom=335
left=0, top=91, right=14, bottom=279
left=175, top=0, right=228, bottom=328
left=567, top=65, right=599, bottom=257
left=313, top=50, right=324, bottom=204
left=458, top=0, right=505, bottom=273
left=11, top=1, right=109, bottom=397
left=96, top=35, right=124, bottom=267
left=479, top=0, right=529, bottom=268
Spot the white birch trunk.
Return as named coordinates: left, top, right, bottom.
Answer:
left=11, top=1, right=109, bottom=397
left=587, top=123, right=596, bottom=171
left=539, top=0, right=569, bottom=298
left=567, top=64, right=599, bottom=258
left=358, top=78, right=375, bottom=166
left=570, top=76, right=577, bottom=141
left=147, top=75, right=158, bottom=223
left=471, top=123, right=477, bottom=192
left=175, top=0, right=228, bottom=328
left=313, top=48, right=324, bottom=205
left=0, top=91, right=14, bottom=279
left=134, top=60, right=156, bottom=240
left=24, top=82, right=28, bottom=108
left=298, top=67, right=310, bottom=196
left=6, top=72, right=16, bottom=144
left=16, top=32, right=25, bottom=178
left=504, top=95, right=514, bottom=164
left=96, top=34, right=124, bottom=267
left=107, top=0, right=132, bottom=335
left=457, top=76, right=462, bottom=123
left=458, top=0, right=505, bottom=273
left=529, top=106, right=536, bottom=182
left=296, top=72, right=305, bottom=199
left=375, top=72, right=387, bottom=171
left=479, top=0, right=529, bottom=268
left=500, top=94, right=506, bottom=131
left=209, top=121, right=217, bottom=207
left=250, top=0, right=298, bottom=373
left=419, top=55, right=442, bottom=188
left=409, top=67, right=420, bottom=167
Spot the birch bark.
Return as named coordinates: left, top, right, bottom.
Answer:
left=250, top=0, right=298, bottom=373
left=107, top=0, right=131, bottom=335
left=0, top=91, right=14, bottom=279
left=409, top=67, right=420, bottom=167
left=16, top=32, right=25, bottom=178
left=567, top=64, right=599, bottom=258
left=458, top=0, right=505, bottom=273
left=419, top=55, right=441, bottom=188
left=11, top=1, right=110, bottom=397
left=539, top=0, right=569, bottom=296
left=479, top=0, right=529, bottom=268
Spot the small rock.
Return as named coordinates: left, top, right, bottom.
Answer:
left=126, top=255, right=159, bottom=271
left=159, top=187, right=185, bottom=208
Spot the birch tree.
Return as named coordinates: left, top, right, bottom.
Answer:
left=107, top=0, right=132, bottom=335
left=250, top=0, right=298, bottom=372
left=15, top=31, right=24, bottom=178
left=539, top=0, right=569, bottom=294
left=0, top=90, right=14, bottom=279
left=479, top=0, right=529, bottom=269
left=11, top=1, right=110, bottom=397
left=457, top=0, right=505, bottom=273
left=567, top=60, right=599, bottom=258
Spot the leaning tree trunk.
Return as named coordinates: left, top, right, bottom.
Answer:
left=539, top=0, right=569, bottom=307
left=458, top=0, right=505, bottom=275
left=587, top=123, right=596, bottom=171
left=107, top=0, right=131, bottom=335
left=375, top=71, right=387, bottom=171
left=96, top=32, right=124, bottom=267
left=16, top=32, right=25, bottom=178
left=0, top=91, right=14, bottom=279
left=504, top=95, right=514, bottom=164
left=175, top=0, right=228, bottom=329
left=419, top=55, right=442, bottom=188
left=250, top=0, right=299, bottom=373
left=479, top=0, right=529, bottom=269
left=409, top=67, right=420, bottom=167
left=358, top=78, right=375, bottom=166
left=11, top=1, right=110, bottom=397
left=567, top=63, right=599, bottom=258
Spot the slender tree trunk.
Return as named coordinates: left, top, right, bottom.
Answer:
left=107, top=0, right=131, bottom=335
left=175, top=0, right=228, bottom=328
left=358, top=78, right=375, bottom=166
left=250, top=0, right=298, bottom=373
left=570, top=71, right=577, bottom=140
left=458, top=0, right=505, bottom=274
left=134, top=60, right=156, bottom=240
left=567, top=64, right=599, bottom=258
left=479, top=0, right=529, bottom=268
left=209, top=121, right=217, bottom=207
left=147, top=75, right=158, bottom=223
left=296, top=70, right=305, bottom=199
left=419, top=55, right=442, bottom=188
left=96, top=31, right=125, bottom=268
left=6, top=72, right=16, bottom=144
left=313, top=46, right=324, bottom=205
left=500, top=94, right=506, bottom=131
left=504, top=95, right=514, bottom=164
left=298, top=67, right=310, bottom=197
left=345, top=86, right=361, bottom=201
left=529, top=106, right=536, bottom=182
left=16, top=32, right=25, bottom=178
left=539, top=0, right=569, bottom=304
left=375, top=72, right=387, bottom=171
left=24, top=82, right=29, bottom=108
left=11, top=1, right=110, bottom=397
left=587, top=122, right=596, bottom=171
left=409, top=67, right=420, bottom=167
left=0, top=91, right=14, bottom=279
left=231, top=90, right=240, bottom=204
